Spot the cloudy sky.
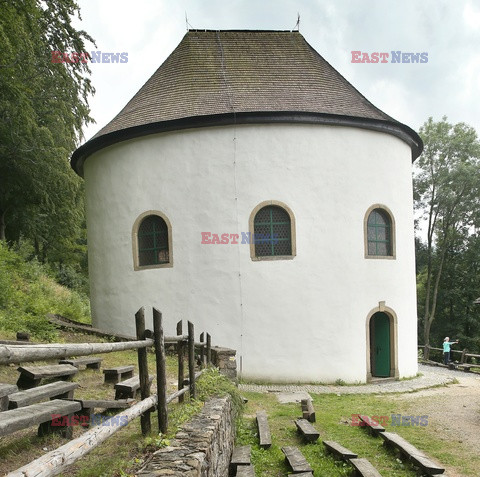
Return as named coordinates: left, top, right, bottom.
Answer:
left=74, top=0, right=480, bottom=144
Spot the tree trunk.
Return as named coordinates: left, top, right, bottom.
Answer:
left=0, top=209, right=5, bottom=241
left=423, top=317, right=432, bottom=348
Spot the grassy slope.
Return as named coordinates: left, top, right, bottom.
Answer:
left=0, top=242, right=91, bottom=342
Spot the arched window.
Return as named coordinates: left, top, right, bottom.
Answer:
left=250, top=202, right=295, bottom=259
left=365, top=207, right=394, bottom=258
left=133, top=211, right=173, bottom=270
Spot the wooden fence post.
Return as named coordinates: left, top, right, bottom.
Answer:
left=153, top=308, right=168, bottom=434
left=188, top=321, right=196, bottom=400
left=135, top=308, right=151, bottom=435
left=206, top=333, right=212, bottom=365
left=460, top=348, right=467, bottom=364
left=424, top=344, right=430, bottom=361
left=200, top=332, right=206, bottom=368
left=176, top=320, right=184, bottom=403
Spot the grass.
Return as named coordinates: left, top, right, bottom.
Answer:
left=236, top=391, right=480, bottom=476
left=0, top=242, right=91, bottom=341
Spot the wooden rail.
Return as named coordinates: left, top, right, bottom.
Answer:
left=0, top=340, right=154, bottom=365
left=8, top=370, right=206, bottom=477
left=418, top=344, right=480, bottom=363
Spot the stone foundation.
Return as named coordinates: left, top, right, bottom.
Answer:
left=138, top=396, right=234, bottom=476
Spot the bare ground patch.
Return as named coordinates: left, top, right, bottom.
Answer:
left=391, top=372, right=480, bottom=477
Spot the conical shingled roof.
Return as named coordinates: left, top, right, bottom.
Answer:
left=72, top=30, right=422, bottom=174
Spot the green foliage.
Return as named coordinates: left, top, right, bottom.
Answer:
left=144, top=433, right=170, bottom=448
left=0, top=241, right=90, bottom=340
left=414, top=117, right=480, bottom=349
left=0, top=0, right=93, bottom=277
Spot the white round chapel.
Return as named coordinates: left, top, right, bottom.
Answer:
left=72, top=30, right=423, bottom=383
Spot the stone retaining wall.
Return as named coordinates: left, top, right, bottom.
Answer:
left=138, top=395, right=234, bottom=476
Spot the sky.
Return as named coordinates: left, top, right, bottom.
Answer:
left=74, top=0, right=480, bottom=145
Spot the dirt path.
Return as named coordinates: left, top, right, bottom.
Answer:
left=392, top=369, right=480, bottom=477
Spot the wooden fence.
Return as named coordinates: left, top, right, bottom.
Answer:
left=1, top=307, right=214, bottom=477
left=418, top=344, right=480, bottom=363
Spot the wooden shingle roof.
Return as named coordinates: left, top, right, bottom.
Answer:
left=72, top=30, right=422, bottom=174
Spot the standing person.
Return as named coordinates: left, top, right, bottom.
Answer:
left=443, top=337, right=459, bottom=365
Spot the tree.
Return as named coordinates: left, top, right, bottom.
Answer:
left=0, top=0, right=94, bottom=261
left=414, top=117, right=480, bottom=352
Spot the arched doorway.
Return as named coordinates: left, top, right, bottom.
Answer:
left=370, top=312, right=391, bottom=377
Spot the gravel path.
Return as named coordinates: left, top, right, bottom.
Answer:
left=238, top=364, right=470, bottom=394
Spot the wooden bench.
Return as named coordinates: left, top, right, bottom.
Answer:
left=114, top=375, right=153, bottom=399
left=287, top=473, right=314, bottom=477
left=410, top=454, right=445, bottom=475
left=323, top=440, right=358, bottom=461
left=282, top=446, right=313, bottom=474
left=301, top=398, right=316, bottom=422
left=72, top=398, right=134, bottom=426
left=229, top=445, right=251, bottom=476
left=16, top=364, right=78, bottom=389
left=0, top=383, right=18, bottom=411
left=8, top=381, right=79, bottom=409
left=0, top=399, right=81, bottom=438
left=457, top=363, right=480, bottom=372
left=380, top=432, right=444, bottom=475
left=349, top=457, right=383, bottom=476
left=380, top=431, right=426, bottom=458
left=59, top=357, right=102, bottom=369
left=103, top=365, right=135, bottom=384
left=256, top=410, right=272, bottom=449
left=359, top=414, right=386, bottom=436
left=295, top=418, right=320, bottom=442
left=236, top=465, right=255, bottom=476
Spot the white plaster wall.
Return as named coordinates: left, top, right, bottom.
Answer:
left=83, top=123, right=418, bottom=383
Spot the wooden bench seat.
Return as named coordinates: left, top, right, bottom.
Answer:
left=288, top=473, right=314, bottom=477
left=380, top=431, right=426, bottom=458
left=359, top=414, right=386, bottom=436
left=8, top=381, right=79, bottom=408
left=301, top=398, right=316, bottom=422
left=0, top=383, right=18, bottom=411
left=72, top=398, right=134, bottom=426
left=229, top=445, right=251, bottom=476
left=0, top=399, right=81, bottom=438
left=236, top=465, right=255, bottom=476
left=282, top=446, right=313, bottom=474
left=410, top=454, right=445, bottom=475
left=103, top=365, right=135, bottom=384
left=295, top=418, right=320, bottom=442
left=59, top=357, right=102, bottom=369
left=16, top=364, right=78, bottom=389
left=114, top=375, right=153, bottom=399
left=349, top=457, right=383, bottom=476
left=323, top=440, right=358, bottom=461
left=457, top=363, right=480, bottom=372
left=380, top=432, right=444, bottom=475
left=256, top=410, right=272, bottom=449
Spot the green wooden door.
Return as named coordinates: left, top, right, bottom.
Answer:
left=372, top=312, right=390, bottom=377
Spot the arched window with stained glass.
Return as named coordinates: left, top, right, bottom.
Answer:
left=366, top=207, right=394, bottom=257
left=133, top=211, right=173, bottom=270
left=253, top=204, right=293, bottom=258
